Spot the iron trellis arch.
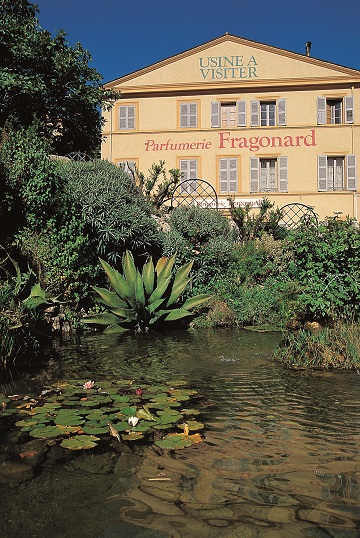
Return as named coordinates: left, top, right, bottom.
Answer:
left=171, top=179, right=218, bottom=210
left=279, top=203, right=318, bottom=229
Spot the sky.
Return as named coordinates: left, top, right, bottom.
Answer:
left=35, top=0, right=360, bottom=84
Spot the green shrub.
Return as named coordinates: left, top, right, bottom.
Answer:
left=162, top=206, right=238, bottom=293
left=228, top=197, right=285, bottom=241
left=274, top=322, right=360, bottom=369
left=61, top=160, right=163, bottom=263
left=285, top=218, right=360, bottom=321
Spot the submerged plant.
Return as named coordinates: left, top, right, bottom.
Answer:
left=83, top=251, right=212, bottom=333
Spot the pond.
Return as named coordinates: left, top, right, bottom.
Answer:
left=1, top=328, right=360, bottom=537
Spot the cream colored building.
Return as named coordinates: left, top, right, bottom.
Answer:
left=102, top=34, right=360, bottom=221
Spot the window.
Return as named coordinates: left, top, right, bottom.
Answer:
left=250, top=157, right=288, bottom=192
left=179, top=159, right=198, bottom=193
left=317, top=155, right=356, bottom=191
left=118, top=105, right=135, bottom=130
left=180, top=103, right=198, bottom=128
left=117, top=160, right=136, bottom=178
left=317, top=96, right=354, bottom=124
left=250, top=99, right=286, bottom=126
left=211, top=101, right=246, bottom=127
left=219, top=158, right=238, bottom=193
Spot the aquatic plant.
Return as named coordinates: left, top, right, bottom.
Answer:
left=83, top=251, right=212, bottom=333
left=0, top=378, right=204, bottom=451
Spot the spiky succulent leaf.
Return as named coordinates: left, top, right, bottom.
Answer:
left=82, top=313, right=122, bottom=325
left=156, top=255, right=175, bottom=283
left=110, top=308, right=135, bottom=319
left=122, top=251, right=137, bottom=292
left=148, top=298, right=165, bottom=314
left=99, top=259, right=133, bottom=300
left=173, top=261, right=194, bottom=284
left=103, top=324, right=129, bottom=334
left=142, top=257, right=155, bottom=297
left=164, top=309, right=193, bottom=321
left=166, top=278, right=191, bottom=307
left=93, top=287, right=129, bottom=309
left=135, top=270, right=146, bottom=307
left=182, top=294, right=212, bottom=311
left=155, top=256, right=169, bottom=276
left=148, top=276, right=171, bottom=305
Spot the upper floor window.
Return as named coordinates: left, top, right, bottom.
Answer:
left=250, top=99, right=286, bottom=127
left=211, top=101, right=246, bottom=128
left=180, top=103, right=198, bottom=128
left=250, top=156, right=288, bottom=192
left=317, top=96, right=354, bottom=125
left=318, top=155, right=356, bottom=191
left=119, top=105, right=136, bottom=130
left=219, top=158, right=238, bottom=193
left=179, top=159, right=198, bottom=193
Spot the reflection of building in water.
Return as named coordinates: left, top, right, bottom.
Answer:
left=102, top=34, right=360, bottom=221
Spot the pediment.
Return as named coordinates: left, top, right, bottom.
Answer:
left=106, top=34, right=360, bottom=91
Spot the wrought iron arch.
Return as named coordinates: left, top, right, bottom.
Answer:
left=279, top=203, right=318, bottom=229
left=171, top=179, right=218, bottom=210
left=65, top=152, right=93, bottom=162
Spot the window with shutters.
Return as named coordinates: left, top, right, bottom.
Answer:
left=211, top=101, right=246, bottom=127
left=179, top=102, right=198, bottom=128
left=250, top=99, right=286, bottom=126
left=250, top=156, right=288, bottom=192
left=317, top=96, right=354, bottom=125
left=317, top=155, right=356, bottom=191
left=179, top=159, right=198, bottom=193
left=219, top=158, right=238, bottom=193
left=118, top=105, right=136, bottom=130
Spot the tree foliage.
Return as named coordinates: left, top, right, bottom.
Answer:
left=0, top=0, right=119, bottom=155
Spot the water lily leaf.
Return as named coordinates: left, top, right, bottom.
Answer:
left=29, top=425, right=67, bottom=438
left=121, top=432, right=144, bottom=441
left=54, top=416, right=85, bottom=426
left=0, top=408, right=19, bottom=416
left=111, top=394, right=130, bottom=403
left=181, top=408, right=201, bottom=416
left=60, top=435, right=99, bottom=450
left=136, top=406, right=156, bottom=421
left=155, top=434, right=193, bottom=450
left=119, top=406, right=137, bottom=416
left=82, top=425, right=109, bottom=435
left=111, top=421, right=129, bottom=432
left=178, top=420, right=204, bottom=431
left=157, top=412, right=181, bottom=425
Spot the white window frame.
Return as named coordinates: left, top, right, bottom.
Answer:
left=250, top=156, right=288, bottom=193
left=180, top=103, right=198, bottom=128
left=250, top=99, right=286, bottom=127
left=219, top=158, right=238, bottom=193
left=317, top=96, right=354, bottom=125
left=119, top=105, right=135, bottom=130
left=211, top=101, right=247, bottom=128
left=179, top=159, right=198, bottom=193
left=317, top=155, right=356, bottom=191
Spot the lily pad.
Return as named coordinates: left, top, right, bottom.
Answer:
left=155, top=433, right=193, bottom=450
left=60, top=434, right=99, bottom=450
left=121, top=432, right=144, bottom=441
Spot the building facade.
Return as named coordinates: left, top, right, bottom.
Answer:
left=102, top=34, right=360, bottom=221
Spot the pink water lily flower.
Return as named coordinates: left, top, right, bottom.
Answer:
left=83, top=380, right=95, bottom=390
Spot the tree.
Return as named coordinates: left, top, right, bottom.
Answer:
left=0, top=0, right=119, bottom=155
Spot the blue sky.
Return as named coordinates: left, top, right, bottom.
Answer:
left=35, top=0, right=360, bottom=83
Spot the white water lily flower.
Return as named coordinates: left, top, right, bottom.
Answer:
left=128, top=416, right=139, bottom=427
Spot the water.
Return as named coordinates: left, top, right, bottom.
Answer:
left=1, top=329, right=360, bottom=537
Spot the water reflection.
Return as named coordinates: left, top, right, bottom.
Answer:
left=1, top=328, right=360, bottom=537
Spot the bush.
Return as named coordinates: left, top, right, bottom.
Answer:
left=61, top=160, right=163, bottom=263
left=161, top=206, right=238, bottom=293
left=274, top=322, right=360, bottom=369
left=285, top=218, right=360, bottom=321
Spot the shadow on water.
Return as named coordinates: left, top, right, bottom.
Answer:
left=1, top=328, right=360, bottom=537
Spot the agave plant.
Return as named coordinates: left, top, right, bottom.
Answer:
left=83, top=251, right=212, bottom=333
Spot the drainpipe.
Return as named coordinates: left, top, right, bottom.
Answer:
left=109, top=107, right=113, bottom=163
